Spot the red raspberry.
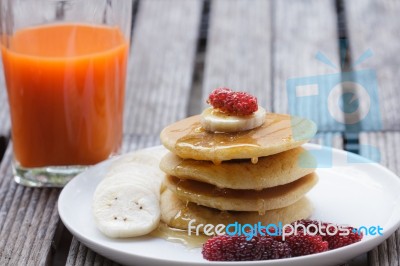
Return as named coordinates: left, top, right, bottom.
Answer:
left=323, top=226, right=363, bottom=249
left=202, top=235, right=291, bottom=261
left=259, top=226, right=291, bottom=242
left=291, top=219, right=330, bottom=235
left=207, top=87, right=258, bottom=116
left=284, top=234, right=329, bottom=257
left=291, top=219, right=363, bottom=250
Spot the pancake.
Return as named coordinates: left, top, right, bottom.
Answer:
left=160, top=189, right=313, bottom=232
left=164, top=173, right=318, bottom=212
left=160, top=147, right=316, bottom=189
left=160, top=113, right=317, bottom=163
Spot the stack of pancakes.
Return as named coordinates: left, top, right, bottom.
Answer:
left=159, top=113, right=317, bottom=231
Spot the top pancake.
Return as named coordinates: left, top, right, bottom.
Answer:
left=160, top=113, right=317, bottom=162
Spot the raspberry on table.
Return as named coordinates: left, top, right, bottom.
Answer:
left=284, top=234, right=329, bottom=257
left=202, top=234, right=291, bottom=261
left=207, top=87, right=258, bottom=116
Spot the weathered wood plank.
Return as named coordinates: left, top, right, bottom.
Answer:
left=359, top=132, right=400, bottom=266
left=346, top=0, right=400, bottom=130
left=92, top=253, right=106, bottom=266
left=124, top=0, right=202, bottom=135
left=310, top=132, right=343, bottom=149
left=67, top=240, right=118, bottom=266
left=0, top=144, right=61, bottom=265
left=122, top=134, right=160, bottom=151
left=273, top=0, right=343, bottom=132
left=14, top=189, right=59, bottom=265
left=202, top=0, right=272, bottom=109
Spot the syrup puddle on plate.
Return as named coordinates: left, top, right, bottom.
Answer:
left=150, top=222, right=209, bottom=249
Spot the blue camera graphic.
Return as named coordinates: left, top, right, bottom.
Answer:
left=286, top=50, right=381, bottom=167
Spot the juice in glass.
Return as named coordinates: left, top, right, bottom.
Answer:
left=1, top=24, right=128, bottom=176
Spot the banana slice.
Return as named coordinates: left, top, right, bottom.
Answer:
left=92, top=148, right=166, bottom=238
left=109, top=148, right=167, bottom=170
left=93, top=185, right=160, bottom=238
left=105, top=163, right=164, bottom=188
left=96, top=171, right=162, bottom=197
left=200, top=106, right=266, bottom=132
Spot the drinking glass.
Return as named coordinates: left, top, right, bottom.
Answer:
left=0, top=0, right=132, bottom=187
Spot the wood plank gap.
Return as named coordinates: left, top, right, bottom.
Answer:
left=65, top=237, right=80, bottom=266
left=187, top=0, right=209, bottom=116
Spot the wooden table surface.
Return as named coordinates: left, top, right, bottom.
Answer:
left=0, top=0, right=399, bottom=265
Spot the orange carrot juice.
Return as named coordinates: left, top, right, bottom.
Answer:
left=1, top=24, right=128, bottom=167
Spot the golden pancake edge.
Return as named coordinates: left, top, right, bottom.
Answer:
left=164, top=173, right=318, bottom=212
left=160, top=189, right=313, bottom=232
left=160, top=147, right=316, bottom=189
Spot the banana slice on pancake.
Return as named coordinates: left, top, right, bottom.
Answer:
left=200, top=106, right=266, bottom=132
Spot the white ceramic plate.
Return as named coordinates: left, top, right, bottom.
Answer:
left=58, top=144, right=400, bottom=266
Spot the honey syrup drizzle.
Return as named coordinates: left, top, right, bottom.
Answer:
left=150, top=222, right=209, bottom=249
left=169, top=113, right=313, bottom=164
